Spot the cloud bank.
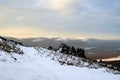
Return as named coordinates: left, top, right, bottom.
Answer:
left=0, top=0, right=120, bottom=39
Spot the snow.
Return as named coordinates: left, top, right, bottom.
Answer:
left=56, top=38, right=69, bottom=41
left=0, top=46, right=120, bottom=80
left=32, top=38, right=44, bottom=42
left=0, top=38, right=2, bottom=42
left=85, top=47, right=96, bottom=50
left=0, top=62, right=60, bottom=80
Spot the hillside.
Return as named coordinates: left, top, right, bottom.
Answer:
left=102, top=60, right=120, bottom=68
left=0, top=37, right=120, bottom=80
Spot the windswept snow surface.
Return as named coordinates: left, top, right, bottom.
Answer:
left=0, top=46, right=120, bottom=80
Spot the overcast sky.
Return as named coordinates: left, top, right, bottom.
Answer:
left=0, top=0, right=120, bottom=39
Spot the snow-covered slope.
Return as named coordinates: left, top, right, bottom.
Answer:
left=0, top=37, right=120, bottom=80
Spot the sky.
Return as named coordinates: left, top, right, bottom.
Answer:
left=0, top=0, right=120, bottom=39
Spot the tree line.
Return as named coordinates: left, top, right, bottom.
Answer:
left=48, top=43, right=86, bottom=58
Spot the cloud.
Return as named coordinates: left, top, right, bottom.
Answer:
left=35, top=0, right=75, bottom=15
left=35, top=0, right=71, bottom=10
left=0, top=0, right=120, bottom=39
left=16, top=16, right=24, bottom=20
left=0, top=0, right=36, bottom=8
left=44, top=0, right=120, bottom=17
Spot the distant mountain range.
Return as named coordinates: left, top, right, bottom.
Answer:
left=7, top=37, right=120, bottom=53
